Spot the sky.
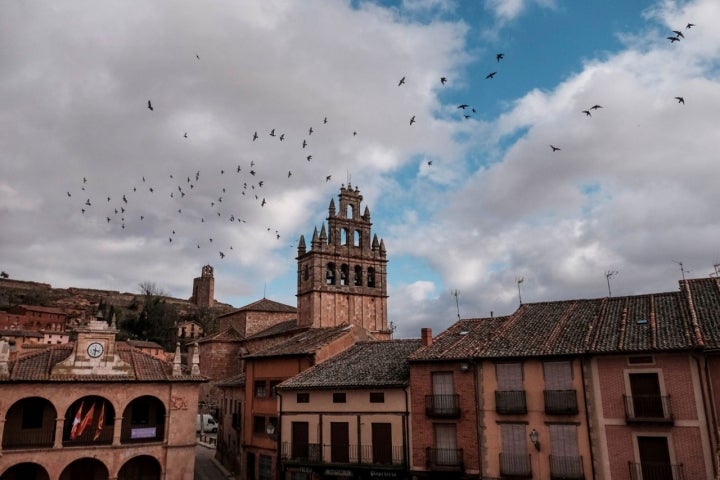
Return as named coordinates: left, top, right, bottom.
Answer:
left=2, top=0, right=719, bottom=339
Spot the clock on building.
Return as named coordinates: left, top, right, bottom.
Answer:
left=87, top=342, right=104, bottom=358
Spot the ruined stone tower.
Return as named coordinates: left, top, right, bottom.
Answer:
left=296, top=184, right=390, bottom=339
left=190, top=265, right=215, bottom=308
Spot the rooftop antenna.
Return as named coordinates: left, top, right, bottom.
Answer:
left=516, top=277, right=524, bottom=306
left=673, top=260, right=688, bottom=282
left=712, top=262, right=720, bottom=278
left=605, top=270, right=619, bottom=297
left=452, top=290, right=461, bottom=320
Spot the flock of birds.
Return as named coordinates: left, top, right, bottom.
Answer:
left=66, top=21, right=696, bottom=261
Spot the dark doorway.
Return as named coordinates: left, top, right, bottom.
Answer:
left=0, top=463, right=50, bottom=480
left=330, top=422, right=349, bottom=463
left=59, top=458, right=108, bottom=480
left=629, top=373, right=664, bottom=418
left=638, top=436, right=672, bottom=480
left=291, top=422, right=309, bottom=460
left=372, top=423, right=392, bottom=464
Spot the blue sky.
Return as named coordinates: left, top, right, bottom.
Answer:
left=2, top=0, right=719, bottom=339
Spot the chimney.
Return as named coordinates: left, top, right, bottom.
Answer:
left=421, top=328, right=433, bottom=347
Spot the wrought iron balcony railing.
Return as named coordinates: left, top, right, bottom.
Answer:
left=500, top=453, right=532, bottom=477
left=426, top=447, right=464, bottom=470
left=628, top=461, right=685, bottom=480
left=281, top=442, right=404, bottom=466
left=623, top=395, right=673, bottom=424
left=2, top=429, right=55, bottom=449
left=550, top=455, right=584, bottom=479
left=544, top=389, right=579, bottom=415
left=495, top=390, right=527, bottom=414
left=425, top=394, right=461, bottom=418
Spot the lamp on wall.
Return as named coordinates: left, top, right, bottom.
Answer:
left=529, top=428, right=540, bottom=451
left=459, top=362, right=469, bottom=372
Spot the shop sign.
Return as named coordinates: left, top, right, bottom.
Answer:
left=325, top=468, right=353, bottom=477
left=370, top=472, right=398, bottom=478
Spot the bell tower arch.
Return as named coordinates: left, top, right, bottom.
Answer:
left=296, top=184, right=389, bottom=338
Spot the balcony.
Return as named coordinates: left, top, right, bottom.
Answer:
left=623, top=395, right=673, bottom=424
left=550, top=455, right=584, bottom=479
left=500, top=453, right=532, bottom=477
left=425, top=394, right=461, bottom=418
left=544, top=390, right=578, bottom=415
left=62, top=427, right=114, bottom=447
left=281, top=443, right=404, bottom=466
left=2, top=429, right=55, bottom=450
left=628, top=462, right=685, bottom=480
left=495, top=390, right=527, bottom=414
left=426, top=447, right=464, bottom=471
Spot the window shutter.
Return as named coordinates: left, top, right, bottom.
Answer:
left=501, top=423, right=527, bottom=454
left=432, top=372, right=454, bottom=395
left=497, top=363, right=524, bottom=390
left=549, top=424, right=579, bottom=456
left=544, top=361, right=573, bottom=390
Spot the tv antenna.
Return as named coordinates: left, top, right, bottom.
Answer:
left=451, top=290, right=461, bottom=320
left=516, top=277, right=524, bottom=306
left=673, top=260, right=689, bottom=282
left=712, top=262, right=720, bottom=278
left=605, top=270, right=618, bottom=297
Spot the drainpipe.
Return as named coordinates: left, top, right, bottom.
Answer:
left=580, top=357, right=597, bottom=480
left=697, top=354, right=719, bottom=478
left=472, top=358, right=483, bottom=479
left=403, top=385, right=410, bottom=475
left=276, top=390, right=283, bottom=480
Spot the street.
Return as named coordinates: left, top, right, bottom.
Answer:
left=195, top=435, right=232, bottom=480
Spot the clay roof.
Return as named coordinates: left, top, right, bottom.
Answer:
left=244, top=325, right=354, bottom=359
left=219, top=298, right=296, bottom=317
left=13, top=304, right=67, bottom=315
left=0, top=343, right=205, bottom=382
left=0, top=329, right=44, bottom=338
left=278, top=339, right=421, bottom=390
left=124, top=339, right=165, bottom=350
left=244, top=320, right=304, bottom=340
left=196, top=325, right=246, bottom=344
left=216, top=372, right=246, bottom=387
left=409, top=278, right=720, bottom=361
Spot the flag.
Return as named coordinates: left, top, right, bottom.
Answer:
left=93, top=400, right=106, bottom=440
left=70, top=400, right=84, bottom=440
left=76, top=401, right=95, bottom=438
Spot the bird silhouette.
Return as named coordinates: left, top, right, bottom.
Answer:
left=219, top=251, right=225, bottom=259
left=398, top=76, right=406, bottom=86
left=582, top=110, right=591, bottom=117
left=66, top=192, right=71, bottom=197
left=675, top=96, right=685, bottom=104
left=261, top=198, right=266, bottom=207
left=486, top=72, right=497, bottom=79
left=302, top=140, right=307, bottom=148
left=308, top=127, right=313, bottom=135
left=427, top=160, right=432, bottom=166
left=323, top=117, right=328, bottom=124
left=147, top=100, right=153, bottom=111
left=550, top=145, right=561, bottom=152
left=672, top=30, right=685, bottom=38
left=279, top=133, right=285, bottom=141
left=667, top=36, right=680, bottom=43
left=269, top=128, right=276, bottom=137
left=326, top=175, right=332, bottom=182
left=496, top=53, right=504, bottom=62
left=184, top=132, right=188, bottom=138
left=457, top=104, right=469, bottom=110
left=410, top=115, right=416, bottom=125
left=253, top=131, right=259, bottom=141
left=288, top=171, right=292, bottom=178
left=306, top=155, right=312, bottom=161
left=686, top=23, right=695, bottom=29
left=590, top=104, right=603, bottom=110
left=440, top=77, right=447, bottom=85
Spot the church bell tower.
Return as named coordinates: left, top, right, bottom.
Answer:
left=296, top=184, right=390, bottom=339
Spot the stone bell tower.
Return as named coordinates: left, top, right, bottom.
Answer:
left=296, top=184, right=390, bottom=339
left=190, top=265, right=215, bottom=308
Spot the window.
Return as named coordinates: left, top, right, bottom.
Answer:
left=367, top=268, right=376, bottom=287
left=500, top=423, right=531, bottom=476
left=354, top=265, right=362, bottom=286
left=270, top=380, right=281, bottom=397
left=21, top=398, right=44, bottom=429
left=433, top=423, right=458, bottom=466
left=259, top=454, right=273, bottom=480
left=255, top=380, right=267, bottom=398
left=370, top=392, right=385, bottom=403
left=333, top=392, right=346, bottom=403
left=549, top=424, right=582, bottom=478
left=353, top=230, right=360, bottom=247
left=341, top=228, right=348, bottom=245
left=326, top=263, right=336, bottom=285
left=297, top=393, right=310, bottom=403
left=253, top=416, right=266, bottom=435
left=340, top=264, right=349, bottom=286
left=544, top=361, right=572, bottom=389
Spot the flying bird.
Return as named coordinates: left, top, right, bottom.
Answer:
left=306, top=155, right=312, bottom=161
left=409, top=115, right=415, bottom=125
left=672, top=30, right=685, bottom=38
left=675, top=96, right=685, bottom=104
left=302, top=139, right=307, bottom=148
left=279, top=133, right=285, bottom=141
left=308, top=127, right=313, bottom=135
left=457, top=104, right=469, bottom=110
left=667, top=36, right=680, bottom=43
left=184, top=132, right=188, bottom=138
left=261, top=198, right=266, bottom=207
left=590, top=104, right=603, bottom=110
left=427, top=160, right=432, bottom=166
left=253, top=131, right=259, bottom=141
left=326, top=175, right=332, bottom=182
left=323, top=117, right=328, bottom=124
left=686, top=23, right=695, bottom=29
left=66, top=192, right=71, bottom=197
left=288, top=171, right=292, bottom=178
left=496, top=53, right=504, bottom=62
left=550, top=145, right=561, bottom=152
left=398, top=76, right=406, bottom=86
left=485, top=72, right=497, bottom=79
left=147, top=100, right=153, bottom=111
left=269, top=128, right=276, bottom=137
left=582, top=110, right=591, bottom=117
left=440, top=77, right=447, bottom=85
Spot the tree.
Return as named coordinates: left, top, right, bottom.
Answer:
left=0, top=271, right=8, bottom=279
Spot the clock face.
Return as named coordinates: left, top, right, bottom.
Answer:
left=87, top=342, right=104, bottom=358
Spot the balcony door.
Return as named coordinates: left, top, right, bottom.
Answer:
left=638, top=436, right=672, bottom=480
left=372, top=423, right=392, bottom=464
left=434, top=423, right=458, bottom=465
left=629, top=373, right=663, bottom=418
left=291, top=422, right=309, bottom=459
left=331, top=422, right=349, bottom=463
left=432, top=372, right=456, bottom=414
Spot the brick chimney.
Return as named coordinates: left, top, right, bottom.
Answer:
left=421, top=328, right=432, bottom=347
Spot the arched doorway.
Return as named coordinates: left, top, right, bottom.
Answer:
left=2, top=397, right=56, bottom=450
left=0, top=463, right=50, bottom=480
left=118, top=455, right=162, bottom=480
left=62, top=395, right=115, bottom=446
left=59, top=458, right=108, bottom=480
left=121, top=395, right=166, bottom=443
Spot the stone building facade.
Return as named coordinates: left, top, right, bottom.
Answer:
left=190, top=265, right=215, bottom=308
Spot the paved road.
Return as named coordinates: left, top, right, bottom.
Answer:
left=195, top=439, right=232, bottom=480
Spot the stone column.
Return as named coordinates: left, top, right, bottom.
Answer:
left=54, top=417, right=65, bottom=448
left=113, top=416, right=123, bottom=446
